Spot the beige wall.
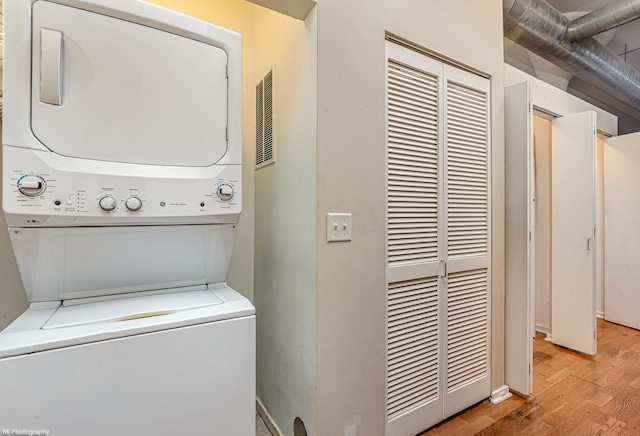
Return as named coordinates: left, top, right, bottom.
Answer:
left=596, top=136, right=605, bottom=317
left=0, top=121, right=29, bottom=330
left=533, top=116, right=552, bottom=333
left=315, top=1, right=506, bottom=434
left=250, top=7, right=318, bottom=436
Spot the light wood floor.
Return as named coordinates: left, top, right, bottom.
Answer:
left=420, top=318, right=640, bottom=435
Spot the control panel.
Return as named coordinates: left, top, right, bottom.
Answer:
left=17, top=175, right=47, bottom=196
left=3, top=148, right=241, bottom=227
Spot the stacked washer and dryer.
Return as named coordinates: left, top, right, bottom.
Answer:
left=0, top=0, right=255, bottom=434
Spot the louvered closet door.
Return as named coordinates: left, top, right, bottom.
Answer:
left=442, top=65, right=491, bottom=418
left=385, top=42, right=491, bottom=436
left=385, top=43, right=445, bottom=436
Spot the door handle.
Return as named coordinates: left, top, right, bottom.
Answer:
left=40, top=29, right=63, bottom=105
left=440, top=260, right=447, bottom=278
left=587, top=238, right=593, bottom=251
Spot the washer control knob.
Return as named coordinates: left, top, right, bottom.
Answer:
left=99, top=196, right=117, bottom=211
left=17, top=176, right=46, bottom=197
left=216, top=184, right=234, bottom=201
left=125, top=197, right=142, bottom=211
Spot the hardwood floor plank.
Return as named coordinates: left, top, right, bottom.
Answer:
left=589, top=391, right=614, bottom=408
left=419, top=320, right=640, bottom=435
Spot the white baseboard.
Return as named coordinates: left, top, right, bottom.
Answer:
left=490, top=385, right=513, bottom=405
left=535, top=324, right=551, bottom=335
left=256, top=397, right=284, bottom=436
left=597, top=311, right=605, bottom=319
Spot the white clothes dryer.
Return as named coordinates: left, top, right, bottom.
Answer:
left=0, top=1, right=254, bottom=435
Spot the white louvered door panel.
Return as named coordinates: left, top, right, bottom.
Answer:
left=385, top=43, right=444, bottom=436
left=387, top=278, right=439, bottom=419
left=442, top=65, right=491, bottom=418
left=385, top=42, right=491, bottom=436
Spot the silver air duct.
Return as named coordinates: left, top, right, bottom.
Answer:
left=568, top=0, right=640, bottom=42
left=504, top=0, right=640, bottom=113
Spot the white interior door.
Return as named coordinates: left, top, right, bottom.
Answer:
left=504, top=81, right=533, bottom=395
left=441, top=64, right=491, bottom=419
left=551, top=112, right=597, bottom=356
left=604, top=132, right=640, bottom=330
left=385, top=44, right=444, bottom=436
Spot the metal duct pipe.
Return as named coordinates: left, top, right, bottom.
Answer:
left=567, top=0, right=640, bottom=42
left=504, top=0, right=640, bottom=113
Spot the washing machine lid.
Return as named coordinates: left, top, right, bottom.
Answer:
left=31, top=1, right=229, bottom=167
left=0, top=286, right=254, bottom=359
left=42, top=289, right=224, bottom=330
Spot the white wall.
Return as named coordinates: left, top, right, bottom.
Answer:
left=316, top=1, right=506, bottom=434
left=0, top=121, right=29, bottom=330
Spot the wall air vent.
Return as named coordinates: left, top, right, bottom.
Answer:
left=256, top=69, right=275, bottom=168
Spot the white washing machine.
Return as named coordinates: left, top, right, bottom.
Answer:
left=0, top=1, right=255, bottom=435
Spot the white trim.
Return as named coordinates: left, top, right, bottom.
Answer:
left=256, top=397, right=284, bottom=436
left=504, top=64, right=617, bottom=136
left=535, top=324, right=551, bottom=335
left=597, top=311, right=605, bottom=319
left=490, top=386, right=513, bottom=405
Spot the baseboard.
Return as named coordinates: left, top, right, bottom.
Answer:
left=597, top=311, right=605, bottom=319
left=256, top=397, right=284, bottom=436
left=490, top=385, right=513, bottom=405
left=535, top=324, right=551, bottom=335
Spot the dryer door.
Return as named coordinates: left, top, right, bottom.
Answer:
left=31, top=1, right=229, bottom=167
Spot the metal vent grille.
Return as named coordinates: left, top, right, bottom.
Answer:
left=256, top=69, right=275, bottom=168
left=387, top=60, right=439, bottom=267
left=387, top=277, right=439, bottom=421
left=446, top=82, right=488, bottom=259
left=446, top=268, right=488, bottom=392
left=256, top=81, right=264, bottom=166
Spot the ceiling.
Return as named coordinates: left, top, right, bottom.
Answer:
left=504, top=0, right=640, bottom=133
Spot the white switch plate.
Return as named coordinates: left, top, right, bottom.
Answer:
left=327, top=213, right=352, bottom=242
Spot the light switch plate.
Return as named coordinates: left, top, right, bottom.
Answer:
left=327, top=213, right=352, bottom=242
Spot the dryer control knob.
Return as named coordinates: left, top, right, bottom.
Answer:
left=99, top=196, right=117, bottom=211
left=125, top=197, right=142, bottom=211
left=17, top=175, right=46, bottom=197
left=216, top=184, right=234, bottom=201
